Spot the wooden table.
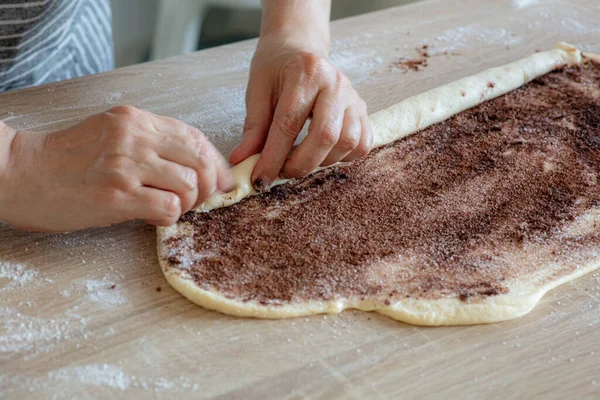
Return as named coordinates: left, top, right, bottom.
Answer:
left=1, top=0, right=599, bottom=398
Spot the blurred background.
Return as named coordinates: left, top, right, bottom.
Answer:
left=110, top=0, right=417, bottom=67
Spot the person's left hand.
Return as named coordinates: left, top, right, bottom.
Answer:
left=229, top=36, right=373, bottom=191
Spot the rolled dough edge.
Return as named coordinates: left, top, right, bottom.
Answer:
left=157, top=45, right=600, bottom=325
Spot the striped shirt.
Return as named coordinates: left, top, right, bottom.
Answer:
left=0, top=0, right=114, bottom=92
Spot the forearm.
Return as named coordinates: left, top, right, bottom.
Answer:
left=260, top=0, right=331, bottom=54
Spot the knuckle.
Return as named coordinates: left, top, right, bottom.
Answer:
left=298, top=52, right=323, bottom=76
left=188, top=127, right=208, bottom=153
left=356, top=141, right=372, bottom=157
left=319, top=125, right=340, bottom=147
left=102, top=154, right=131, bottom=172
left=189, top=126, right=208, bottom=144
left=275, top=114, right=303, bottom=140
left=161, top=193, right=181, bottom=220
left=195, top=140, right=212, bottom=166
left=336, top=71, right=350, bottom=88
left=338, top=134, right=360, bottom=151
left=108, top=105, right=140, bottom=117
left=177, top=121, right=196, bottom=136
left=182, top=168, right=198, bottom=191
left=180, top=127, right=209, bottom=164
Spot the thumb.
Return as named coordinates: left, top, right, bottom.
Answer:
left=229, top=80, right=273, bottom=165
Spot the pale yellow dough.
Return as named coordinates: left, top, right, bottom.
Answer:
left=157, top=43, right=600, bottom=326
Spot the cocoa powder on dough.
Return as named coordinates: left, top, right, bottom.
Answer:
left=166, top=62, right=600, bottom=305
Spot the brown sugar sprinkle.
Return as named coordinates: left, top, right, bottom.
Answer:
left=165, top=62, right=600, bottom=306
left=390, top=58, right=428, bottom=72
left=390, top=44, right=460, bottom=73
left=390, top=44, right=431, bottom=72
left=167, top=255, right=181, bottom=265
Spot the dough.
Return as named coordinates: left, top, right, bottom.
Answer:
left=196, top=42, right=581, bottom=212
left=157, top=43, right=600, bottom=325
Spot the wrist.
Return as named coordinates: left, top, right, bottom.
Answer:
left=259, top=30, right=330, bottom=57
left=260, top=0, right=331, bottom=55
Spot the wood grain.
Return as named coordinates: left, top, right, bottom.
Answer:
left=1, top=0, right=600, bottom=398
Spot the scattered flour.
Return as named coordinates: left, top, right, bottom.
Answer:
left=0, top=364, right=200, bottom=396
left=103, top=327, right=117, bottom=337
left=0, top=262, right=38, bottom=290
left=560, top=18, right=600, bottom=35
left=537, top=10, right=550, bottom=19
left=81, top=277, right=128, bottom=309
left=511, top=0, right=541, bottom=8
left=330, top=50, right=383, bottom=75
left=329, top=32, right=385, bottom=85
left=435, top=24, right=522, bottom=51
left=0, top=306, right=88, bottom=360
left=50, top=364, right=131, bottom=390
left=578, top=44, right=600, bottom=53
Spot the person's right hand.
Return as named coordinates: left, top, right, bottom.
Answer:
left=0, top=106, right=233, bottom=232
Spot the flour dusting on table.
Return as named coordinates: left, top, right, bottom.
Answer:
left=511, top=0, right=541, bottom=8
left=435, top=24, right=522, bottom=52
left=560, top=18, right=600, bottom=35
left=0, top=364, right=200, bottom=396
left=0, top=306, right=89, bottom=360
left=81, top=277, right=128, bottom=309
left=0, top=262, right=38, bottom=289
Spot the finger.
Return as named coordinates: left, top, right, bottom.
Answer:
left=320, top=108, right=360, bottom=166
left=251, top=84, right=317, bottom=189
left=280, top=89, right=343, bottom=179
left=230, top=80, right=273, bottom=165
left=156, top=133, right=231, bottom=202
left=147, top=114, right=234, bottom=194
left=205, top=143, right=234, bottom=199
left=343, top=114, right=374, bottom=162
left=147, top=114, right=214, bottom=167
left=129, top=187, right=182, bottom=226
left=139, top=156, right=198, bottom=214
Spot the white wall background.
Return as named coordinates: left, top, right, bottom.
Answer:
left=110, top=0, right=415, bottom=67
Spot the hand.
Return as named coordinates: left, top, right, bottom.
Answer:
left=230, top=29, right=372, bottom=190
left=0, top=106, right=233, bottom=232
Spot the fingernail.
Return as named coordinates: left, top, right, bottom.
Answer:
left=279, top=162, right=290, bottom=179
left=280, top=163, right=294, bottom=180
left=252, top=176, right=272, bottom=192
left=280, top=170, right=291, bottom=180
